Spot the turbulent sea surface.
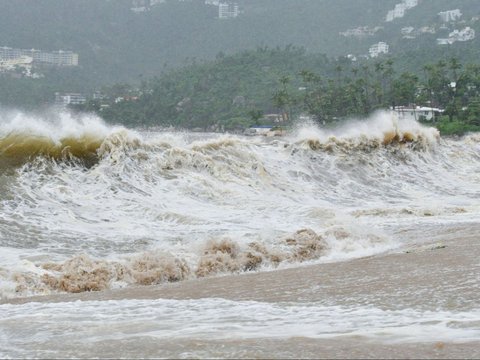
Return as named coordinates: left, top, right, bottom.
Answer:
left=0, top=110, right=479, bottom=358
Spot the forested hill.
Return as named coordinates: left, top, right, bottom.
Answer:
left=1, top=0, right=480, bottom=110
left=1, top=0, right=479, bottom=86
left=85, top=46, right=480, bottom=136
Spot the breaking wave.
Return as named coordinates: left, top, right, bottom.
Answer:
left=0, top=110, right=117, bottom=168
left=0, top=109, right=479, bottom=298
left=8, top=227, right=387, bottom=297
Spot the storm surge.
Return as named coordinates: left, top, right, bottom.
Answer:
left=0, top=110, right=479, bottom=298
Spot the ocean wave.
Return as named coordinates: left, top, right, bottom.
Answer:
left=0, top=110, right=130, bottom=167
left=2, top=227, right=390, bottom=298
left=291, top=111, right=440, bottom=152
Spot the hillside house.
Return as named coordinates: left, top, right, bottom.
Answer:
left=54, top=93, right=86, bottom=108
left=438, top=9, right=462, bottom=23
left=369, top=42, right=389, bottom=58
left=437, top=27, right=475, bottom=45
left=218, top=2, right=239, bottom=19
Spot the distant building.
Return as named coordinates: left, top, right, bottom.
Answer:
left=404, top=0, right=418, bottom=8
left=437, top=27, right=475, bottom=45
left=55, top=93, right=86, bottom=108
left=386, top=4, right=406, bottom=22
left=131, top=0, right=165, bottom=12
left=386, top=0, right=418, bottom=22
left=218, top=2, right=239, bottom=19
left=0, top=46, right=78, bottom=66
left=392, top=106, right=444, bottom=121
left=419, top=26, right=436, bottom=34
left=401, top=27, right=416, bottom=38
left=438, top=9, right=462, bottom=23
left=340, top=26, right=382, bottom=38
left=369, top=42, right=389, bottom=58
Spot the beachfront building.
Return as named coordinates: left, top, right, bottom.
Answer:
left=392, top=106, right=444, bottom=121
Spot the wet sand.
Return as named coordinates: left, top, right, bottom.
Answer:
left=40, top=337, right=479, bottom=359
left=3, top=224, right=479, bottom=358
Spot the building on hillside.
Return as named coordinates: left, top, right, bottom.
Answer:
left=386, top=3, right=406, bottom=22
left=131, top=0, right=165, bottom=12
left=401, top=27, right=416, bottom=38
left=449, top=27, right=475, bottom=42
left=437, top=27, right=475, bottom=45
left=55, top=92, right=86, bottom=108
left=0, top=47, right=78, bottom=66
left=419, top=26, right=436, bottom=34
left=438, top=9, right=462, bottom=23
left=404, top=0, right=418, bottom=9
left=340, top=26, right=382, bottom=38
left=0, top=56, right=32, bottom=71
left=386, top=0, right=418, bottom=22
left=218, top=2, right=239, bottom=19
left=369, top=42, right=389, bottom=58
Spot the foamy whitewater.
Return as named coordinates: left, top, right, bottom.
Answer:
left=0, top=109, right=479, bottom=358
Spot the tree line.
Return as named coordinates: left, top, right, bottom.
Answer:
left=78, top=46, right=480, bottom=135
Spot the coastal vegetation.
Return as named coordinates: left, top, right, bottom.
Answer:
left=76, top=46, right=480, bottom=135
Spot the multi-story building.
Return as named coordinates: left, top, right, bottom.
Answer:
left=369, top=42, right=389, bottom=58
left=218, top=2, right=239, bottom=19
left=0, top=47, right=78, bottom=66
left=404, top=0, right=418, bottom=9
left=55, top=92, right=86, bottom=108
left=386, top=0, right=418, bottom=22
left=438, top=9, right=462, bottom=23
left=437, top=27, right=475, bottom=45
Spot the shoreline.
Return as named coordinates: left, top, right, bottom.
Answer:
left=4, top=224, right=479, bottom=309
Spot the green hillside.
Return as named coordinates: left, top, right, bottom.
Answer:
left=0, top=0, right=479, bottom=109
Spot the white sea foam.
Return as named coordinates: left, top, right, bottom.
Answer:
left=0, top=110, right=479, bottom=298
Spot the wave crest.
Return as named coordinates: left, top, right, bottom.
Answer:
left=292, top=111, right=440, bottom=152
left=0, top=110, right=129, bottom=167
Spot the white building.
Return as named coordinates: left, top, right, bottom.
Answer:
left=437, top=27, right=475, bottom=45
left=340, top=26, right=382, bottom=38
left=438, top=9, right=462, bottom=23
left=218, top=2, right=239, bottom=19
left=450, top=27, right=475, bottom=42
left=392, top=106, right=444, bottom=121
left=401, top=27, right=416, bottom=38
left=386, top=0, right=418, bottom=22
left=0, top=46, right=78, bottom=66
left=369, top=42, right=389, bottom=58
left=55, top=93, right=86, bottom=108
left=404, top=0, right=418, bottom=9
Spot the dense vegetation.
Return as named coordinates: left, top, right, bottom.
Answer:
left=79, top=46, right=480, bottom=134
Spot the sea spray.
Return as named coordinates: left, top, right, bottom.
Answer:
left=0, top=110, right=479, bottom=298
